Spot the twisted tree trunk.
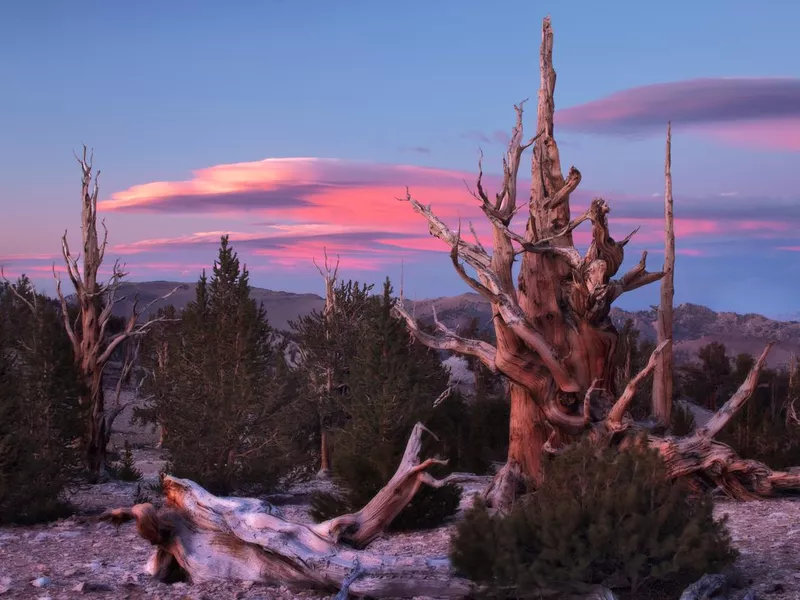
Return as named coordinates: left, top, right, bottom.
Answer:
left=395, top=18, right=660, bottom=508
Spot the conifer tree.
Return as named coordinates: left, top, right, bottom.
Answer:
left=340, top=278, right=449, bottom=481
left=141, top=237, right=289, bottom=493
left=311, top=278, right=461, bottom=529
left=0, top=276, right=85, bottom=523
left=287, top=279, right=373, bottom=475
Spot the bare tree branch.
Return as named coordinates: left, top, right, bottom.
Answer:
left=541, top=166, right=581, bottom=211
left=392, top=300, right=498, bottom=372
left=52, top=265, right=80, bottom=358
left=607, top=339, right=671, bottom=426
left=696, top=343, right=774, bottom=439
left=609, top=251, right=665, bottom=302
left=96, top=286, right=180, bottom=367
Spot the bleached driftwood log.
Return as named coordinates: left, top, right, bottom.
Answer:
left=102, top=423, right=481, bottom=598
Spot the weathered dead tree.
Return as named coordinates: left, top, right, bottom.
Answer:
left=392, top=17, right=800, bottom=510
left=652, top=122, right=675, bottom=426
left=102, top=423, right=479, bottom=598
left=648, top=343, right=800, bottom=499
left=55, top=148, right=177, bottom=480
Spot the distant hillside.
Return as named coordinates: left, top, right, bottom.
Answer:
left=116, top=282, right=799, bottom=366
left=107, top=281, right=325, bottom=332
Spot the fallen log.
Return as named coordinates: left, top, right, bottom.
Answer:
left=101, top=423, right=477, bottom=598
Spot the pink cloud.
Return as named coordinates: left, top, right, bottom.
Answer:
left=53, top=154, right=800, bottom=278
left=555, top=78, right=800, bottom=151
left=99, top=158, right=478, bottom=217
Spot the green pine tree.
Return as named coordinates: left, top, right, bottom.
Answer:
left=311, top=278, right=461, bottom=530
left=141, top=236, right=290, bottom=494
left=0, top=276, right=85, bottom=524
left=285, top=279, right=374, bottom=474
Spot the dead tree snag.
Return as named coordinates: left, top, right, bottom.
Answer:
left=393, top=17, right=663, bottom=507
left=312, top=249, right=340, bottom=478
left=653, top=123, right=675, bottom=426
left=55, top=148, right=177, bottom=480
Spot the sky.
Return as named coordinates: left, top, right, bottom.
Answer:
left=1, top=0, right=799, bottom=317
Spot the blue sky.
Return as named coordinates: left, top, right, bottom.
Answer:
left=1, top=1, right=800, bottom=316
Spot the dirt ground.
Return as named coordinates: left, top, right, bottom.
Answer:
left=1, top=382, right=799, bottom=599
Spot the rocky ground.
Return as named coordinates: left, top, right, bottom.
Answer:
left=2, top=388, right=800, bottom=599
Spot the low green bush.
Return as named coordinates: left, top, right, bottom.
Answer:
left=450, top=438, right=736, bottom=598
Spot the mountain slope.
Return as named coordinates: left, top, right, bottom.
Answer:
left=109, top=281, right=325, bottom=332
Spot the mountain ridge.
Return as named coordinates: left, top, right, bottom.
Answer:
left=109, top=281, right=799, bottom=366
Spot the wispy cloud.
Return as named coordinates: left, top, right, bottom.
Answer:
left=398, top=145, right=432, bottom=155
left=555, top=77, right=800, bottom=151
